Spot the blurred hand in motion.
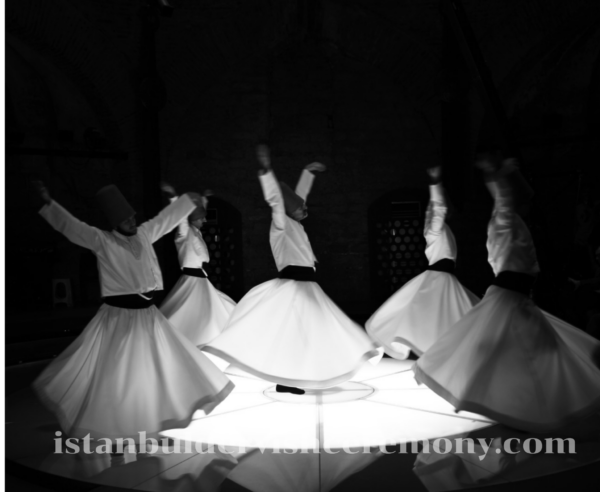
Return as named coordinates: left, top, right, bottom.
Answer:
left=256, top=144, right=271, bottom=171
left=31, top=180, right=51, bottom=205
left=427, top=166, right=442, bottom=181
left=305, top=162, right=326, bottom=173
left=160, top=182, right=177, bottom=197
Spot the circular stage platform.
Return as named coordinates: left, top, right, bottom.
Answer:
left=6, top=359, right=600, bottom=492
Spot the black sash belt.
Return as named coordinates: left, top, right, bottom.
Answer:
left=492, top=271, right=535, bottom=297
left=278, top=265, right=316, bottom=282
left=426, top=258, right=456, bottom=274
left=183, top=267, right=207, bottom=278
left=103, top=291, right=156, bottom=309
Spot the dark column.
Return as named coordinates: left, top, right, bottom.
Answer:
left=441, top=0, right=520, bottom=159
left=137, top=0, right=171, bottom=219
left=441, top=8, right=471, bottom=209
left=137, top=1, right=174, bottom=300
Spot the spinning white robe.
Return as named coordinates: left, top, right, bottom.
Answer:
left=160, top=215, right=236, bottom=347
left=33, top=196, right=234, bottom=441
left=366, top=183, right=479, bottom=359
left=414, top=169, right=600, bottom=432
left=204, top=170, right=380, bottom=388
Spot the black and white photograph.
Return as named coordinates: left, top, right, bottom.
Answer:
left=3, top=1, right=600, bottom=491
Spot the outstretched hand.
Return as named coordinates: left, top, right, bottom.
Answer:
left=427, top=166, right=441, bottom=181
left=31, top=180, right=51, bottom=205
left=474, top=150, right=510, bottom=174
left=474, top=156, right=497, bottom=173
left=502, top=158, right=519, bottom=172
left=305, top=162, right=326, bottom=173
left=475, top=155, right=519, bottom=175
left=256, top=144, right=271, bottom=171
left=160, top=182, right=177, bottom=197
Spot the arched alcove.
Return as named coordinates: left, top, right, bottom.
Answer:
left=368, top=188, right=429, bottom=310
left=160, top=197, right=245, bottom=303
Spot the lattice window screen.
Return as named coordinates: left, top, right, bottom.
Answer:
left=202, top=209, right=238, bottom=294
left=372, top=201, right=427, bottom=299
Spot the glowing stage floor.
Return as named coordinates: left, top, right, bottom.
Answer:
left=5, top=359, right=600, bottom=492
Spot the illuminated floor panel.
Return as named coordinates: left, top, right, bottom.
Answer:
left=319, top=400, right=493, bottom=449
left=165, top=400, right=321, bottom=450
left=6, top=359, right=600, bottom=492
left=162, top=362, right=494, bottom=450
left=368, top=385, right=495, bottom=423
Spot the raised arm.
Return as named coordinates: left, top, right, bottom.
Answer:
left=161, top=183, right=191, bottom=244
left=295, top=170, right=315, bottom=202
left=484, top=159, right=524, bottom=228
left=139, top=192, right=196, bottom=243
left=256, top=144, right=287, bottom=230
left=295, top=162, right=325, bottom=202
left=424, top=166, right=447, bottom=235
left=258, top=170, right=285, bottom=224
left=33, top=181, right=102, bottom=251
left=258, top=172, right=287, bottom=230
left=168, top=197, right=191, bottom=243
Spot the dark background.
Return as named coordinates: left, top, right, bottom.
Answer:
left=5, top=0, right=600, bottom=353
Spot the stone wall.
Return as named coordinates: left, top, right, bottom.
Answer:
left=5, top=0, right=600, bottom=319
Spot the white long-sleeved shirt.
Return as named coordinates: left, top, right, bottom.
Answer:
left=486, top=171, right=540, bottom=277
left=39, top=194, right=196, bottom=297
left=174, top=217, right=210, bottom=271
left=259, top=170, right=317, bottom=271
left=423, top=183, right=457, bottom=264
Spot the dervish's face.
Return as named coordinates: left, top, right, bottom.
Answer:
left=190, top=217, right=207, bottom=229
left=291, top=204, right=308, bottom=221
left=117, top=214, right=137, bottom=235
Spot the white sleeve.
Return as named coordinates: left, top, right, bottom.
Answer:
left=486, top=160, right=527, bottom=228
left=259, top=170, right=287, bottom=230
left=139, top=194, right=196, bottom=244
left=487, top=178, right=514, bottom=229
left=295, top=169, right=315, bottom=202
left=168, top=196, right=191, bottom=244
left=39, top=201, right=102, bottom=252
left=424, top=184, right=447, bottom=235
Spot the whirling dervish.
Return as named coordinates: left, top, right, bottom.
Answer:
left=414, top=154, right=600, bottom=432
left=205, top=144, right=381, bottom=394
left=31, top=180, right=234, bottom=443
left=366, top=165, right=479, bottom=359
left=160, top=184, right=236, bottom=348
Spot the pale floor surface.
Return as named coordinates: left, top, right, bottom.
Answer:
left=6, top=359, right=600, bottom=492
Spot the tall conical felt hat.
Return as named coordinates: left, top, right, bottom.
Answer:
left=187, top=192, right=207, bottom=221
left=279, top=181, right=305, bottom=216
left=96, top=185, right=135, bottom=229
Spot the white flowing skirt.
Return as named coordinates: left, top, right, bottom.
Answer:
left=160, top=275, right=236, bottom=346
left=414, top=285, right=600, bottom=432
left=366, top=270, right=479, bottom=359
left=204, top=279, right=381, bottom=389
left=33, top=304, right=234, bottom=441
